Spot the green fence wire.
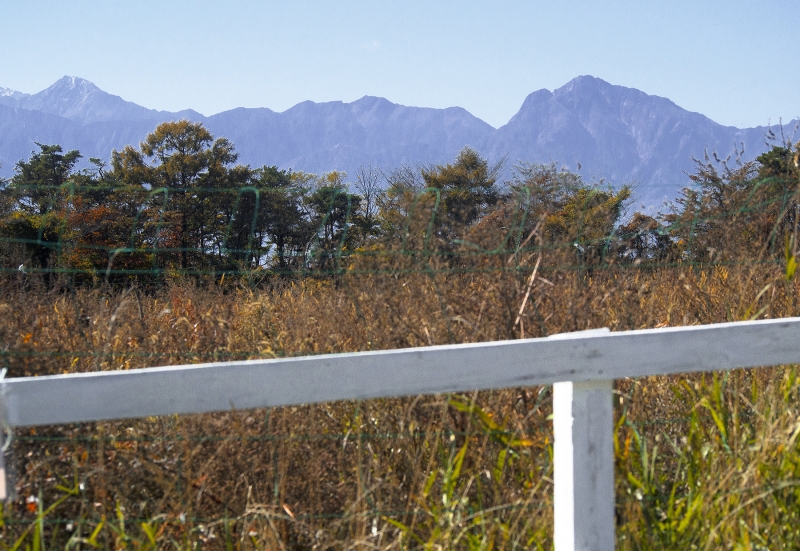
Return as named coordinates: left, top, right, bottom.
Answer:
left=1, top=149, right=800, bottom=548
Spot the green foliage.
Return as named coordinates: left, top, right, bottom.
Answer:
left=0, top=144, right=83, bottom=274
left=304, top=171, right=362, bottom=270
left=617, top=368, right=800, bottom=549
left=508, top=161, right=624, bottom=241
left=2, top=122, right=799, bottom=288
left=111, top=120, right=248, bottom=270
left=664, top=140, right=800, bottom=263
left=756, top=144, right=800, bottom=180
left=249, top=166, right=308, bottom=271
left=11, top=143, right=82, bottom=216
left=420, top=147, right=501, bottom=245
left=381, top=395, right=548, bottom=550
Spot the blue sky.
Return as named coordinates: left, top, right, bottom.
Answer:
left=0, top=0, right=797, bottom=129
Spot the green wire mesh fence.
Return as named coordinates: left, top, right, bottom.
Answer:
left=0, top=132, right=800, bottom=548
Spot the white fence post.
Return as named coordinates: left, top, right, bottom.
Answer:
left=0, top=375, right=6, bottom=501
left=554, top=380, right=615, bottom=551
left=0, top=429, right=5, bottom=501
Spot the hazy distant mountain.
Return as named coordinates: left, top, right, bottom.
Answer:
left=0, top=77, right=202, bottom=124
left=203, top=96, right=495, bottom=181
left=485, top=76, right=794, bottom=205
left=0, top=75, right=796, bottom=207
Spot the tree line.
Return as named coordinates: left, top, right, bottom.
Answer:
left=0, top=120, right=798, bottom=284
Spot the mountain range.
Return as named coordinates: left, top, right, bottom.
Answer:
left=1, top=75, right=797, bottom=207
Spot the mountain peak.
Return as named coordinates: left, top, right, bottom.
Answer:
left=511, top=77, right=618, bottom=121
left=16, top=76, right=167, bottom=124
left=49, top=76, right=100, bottom=92
left=553, top=75, right=625, bottom=103
left=560, top=74, right=612, bottom=90
left=351, top=95, right=396, bottom=108
left=32, top=76, right=103, bottom=107
left=349, top=95, right=397, bottom=119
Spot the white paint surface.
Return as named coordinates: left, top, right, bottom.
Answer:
left=554, top=380, right=615, bottom=551
left=4, top=318, right=800, bottom=427
left=554, top=381, right=575, bottom=551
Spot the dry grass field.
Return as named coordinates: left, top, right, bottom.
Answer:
left=1, top=257, right=799, bottom=550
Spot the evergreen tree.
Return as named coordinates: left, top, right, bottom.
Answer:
left=420, top=147, right=501, bottom=245
left=1, top=144, right=83, bottom=273
left=111, top=120, right=248, bottom=271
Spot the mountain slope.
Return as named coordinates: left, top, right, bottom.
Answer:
left=0, top=102, right=180, bottom=173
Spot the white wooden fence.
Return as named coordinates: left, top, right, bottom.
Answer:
left=2, top=317, right=800, bottom=551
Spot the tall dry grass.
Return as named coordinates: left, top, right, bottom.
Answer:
left=0, top=250, right=799, bottom=549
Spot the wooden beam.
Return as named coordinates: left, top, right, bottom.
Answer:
left=3, top=317, right=800, bottom=428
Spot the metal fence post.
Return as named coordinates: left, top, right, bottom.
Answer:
left=554, top=380, right=615, bottom=551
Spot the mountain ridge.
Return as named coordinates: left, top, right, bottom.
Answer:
left=0, top=75, right=797, bottom=206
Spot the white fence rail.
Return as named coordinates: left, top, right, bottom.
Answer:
left=2, top=317, right=800, bottom=550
